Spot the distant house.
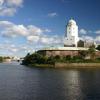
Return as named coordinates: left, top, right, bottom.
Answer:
left=78, top=40, right=84, bottom=47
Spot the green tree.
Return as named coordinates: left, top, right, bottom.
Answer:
left=22, top=53, right=33, bottom=65
left=0, top=56, right=3, bottom=62
left=78, top=50, right=88, bottom=59
left=96, top=45, right=100, bottom=51
left=88, top=45, right=96, bottom=60
left=64, top=55, right=71, bottom=61
left=54, top=55, right=61, bottom=61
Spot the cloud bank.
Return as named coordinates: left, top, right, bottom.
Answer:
left=0, top=0, right=23, bottom=16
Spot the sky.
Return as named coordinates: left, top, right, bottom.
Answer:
left=0, top=0, right=100, bottom=57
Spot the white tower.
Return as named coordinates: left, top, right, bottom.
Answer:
left=64, top=19, right=79, bottom=47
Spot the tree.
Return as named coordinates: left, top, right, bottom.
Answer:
left=22, top=53, right=33, bottom=65
left=96, top=45, right=100, bottom=51
left=64, top=55, right=71, bottom=61
left=88, top=45, right=96, bottom=60
left=54, top=55, right=61, bottom=61
left=0, top=56, right=3, bottom=62
left=78, top=50, right=88, bottom=59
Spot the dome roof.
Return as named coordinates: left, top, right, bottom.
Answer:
left=69, top=19, right=76, bottom=25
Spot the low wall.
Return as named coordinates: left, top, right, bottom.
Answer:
left=55, top=63, right=100, bottom=68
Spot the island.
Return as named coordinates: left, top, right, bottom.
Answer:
left=22, top=19, right=100, bottom=68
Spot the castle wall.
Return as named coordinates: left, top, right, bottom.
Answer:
left=38, top=50, right=79, bottom=57
left=38, top=50, right=100, bottom=58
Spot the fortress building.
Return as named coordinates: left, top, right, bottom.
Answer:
left=64, top=19, right=79, bottom=47
left=37, top=19, right=99, bottom=57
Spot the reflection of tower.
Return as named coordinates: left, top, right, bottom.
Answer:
left=64, top=19, right=79, bottom=47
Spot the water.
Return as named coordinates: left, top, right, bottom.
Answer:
left=0, top=63, right=100, bottom=100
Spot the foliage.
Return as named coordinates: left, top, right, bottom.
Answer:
left=0, top=56, right=3, bottom=62
left=64, top=55, right=71, bottom=61
left=88, top=45, right=96, bottom=60
left=96, top=45, right=100, bottom=51
left=78, top=50, right=88, bottom=59
left=22, top=53, right=55, bottom=65
left=54, top=55, right=61, bottom=60
left=22, top=48, right=100, bottom=66
left=0, top=56, right=11, bottom=63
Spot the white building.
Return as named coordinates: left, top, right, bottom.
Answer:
left=64, top=19, right=79, bottom=47
left=40, top=18, right=89, bottom=55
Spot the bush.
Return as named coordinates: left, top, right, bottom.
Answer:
left=0, top=57, right=3, bottom=62
left=64, top=55, right=71, bottom=61
left=22, top=53, right=55, bottom=65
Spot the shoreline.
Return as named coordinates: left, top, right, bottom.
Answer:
left=27, top=63, right=100, bottom=69
left=55, top=63, right=100, bottom=68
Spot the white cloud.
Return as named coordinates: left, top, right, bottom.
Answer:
left=44, top=29, right=51, bottom=32
left=95, top=36, right=100, bottom=42
left=0, top=8, right=16, bottom=16
left=0, top=21, right=46, bottom=38
left=80, top=35, right=94, bottom=42
left=10, top=48, right=18, bottom=52
left=79, top=29, right=87, bottom=34
left=0, top=20, right=63, bottom=57
left=27, top=25, right=43, bottom=35
left=40, top=35, right=63, bottom=45
left=95, top=30, right=100, bottom=34
left=0, top=0, right=23, bottom=16
left=7, top=0, right=23, bottom=7
left=0, top=20, right=58, bottom=45
left=27, top=36, right=40, bottom=42
left=48, top=12, right=58, bottom=17
left=0, top=0, right=4, bottom=5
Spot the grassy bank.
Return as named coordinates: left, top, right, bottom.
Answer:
left=28, top=64, right=54, bottom=68
left=55, top=63, right=100, bottom=69
left=24, top=63, right=100, bottom=69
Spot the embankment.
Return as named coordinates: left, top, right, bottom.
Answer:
left=55, top=63, right=100, bottom=68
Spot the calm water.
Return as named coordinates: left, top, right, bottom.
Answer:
left=0, top=63, right=100, bottom=100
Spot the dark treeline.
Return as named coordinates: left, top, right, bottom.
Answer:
left=0, top=56, right=11, bottom=62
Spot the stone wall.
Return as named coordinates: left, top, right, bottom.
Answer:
left=46, top=50, right=79, bottom=57
left=37, top=50, right=100, bottom=58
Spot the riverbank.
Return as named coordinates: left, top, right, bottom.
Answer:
left=55, top=63, right=100, bottom=68
left=28, top=64, right=54, bottom=68
left=27, top=63, right=100, bottom=69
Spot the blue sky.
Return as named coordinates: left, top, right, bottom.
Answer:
left=0, top=0, right=100, bottom=57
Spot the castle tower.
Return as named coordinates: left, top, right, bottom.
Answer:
left=64, top=19, right=79, bottom=47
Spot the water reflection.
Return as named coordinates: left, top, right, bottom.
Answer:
left=61, top=70, right=83, bottom=100
left=0, top=63, right=100, bottom=100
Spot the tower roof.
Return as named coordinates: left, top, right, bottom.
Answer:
left=69, top=19, right=76, bottom=25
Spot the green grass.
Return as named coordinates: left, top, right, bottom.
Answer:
left=28, top=64, right=54, bottom=68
